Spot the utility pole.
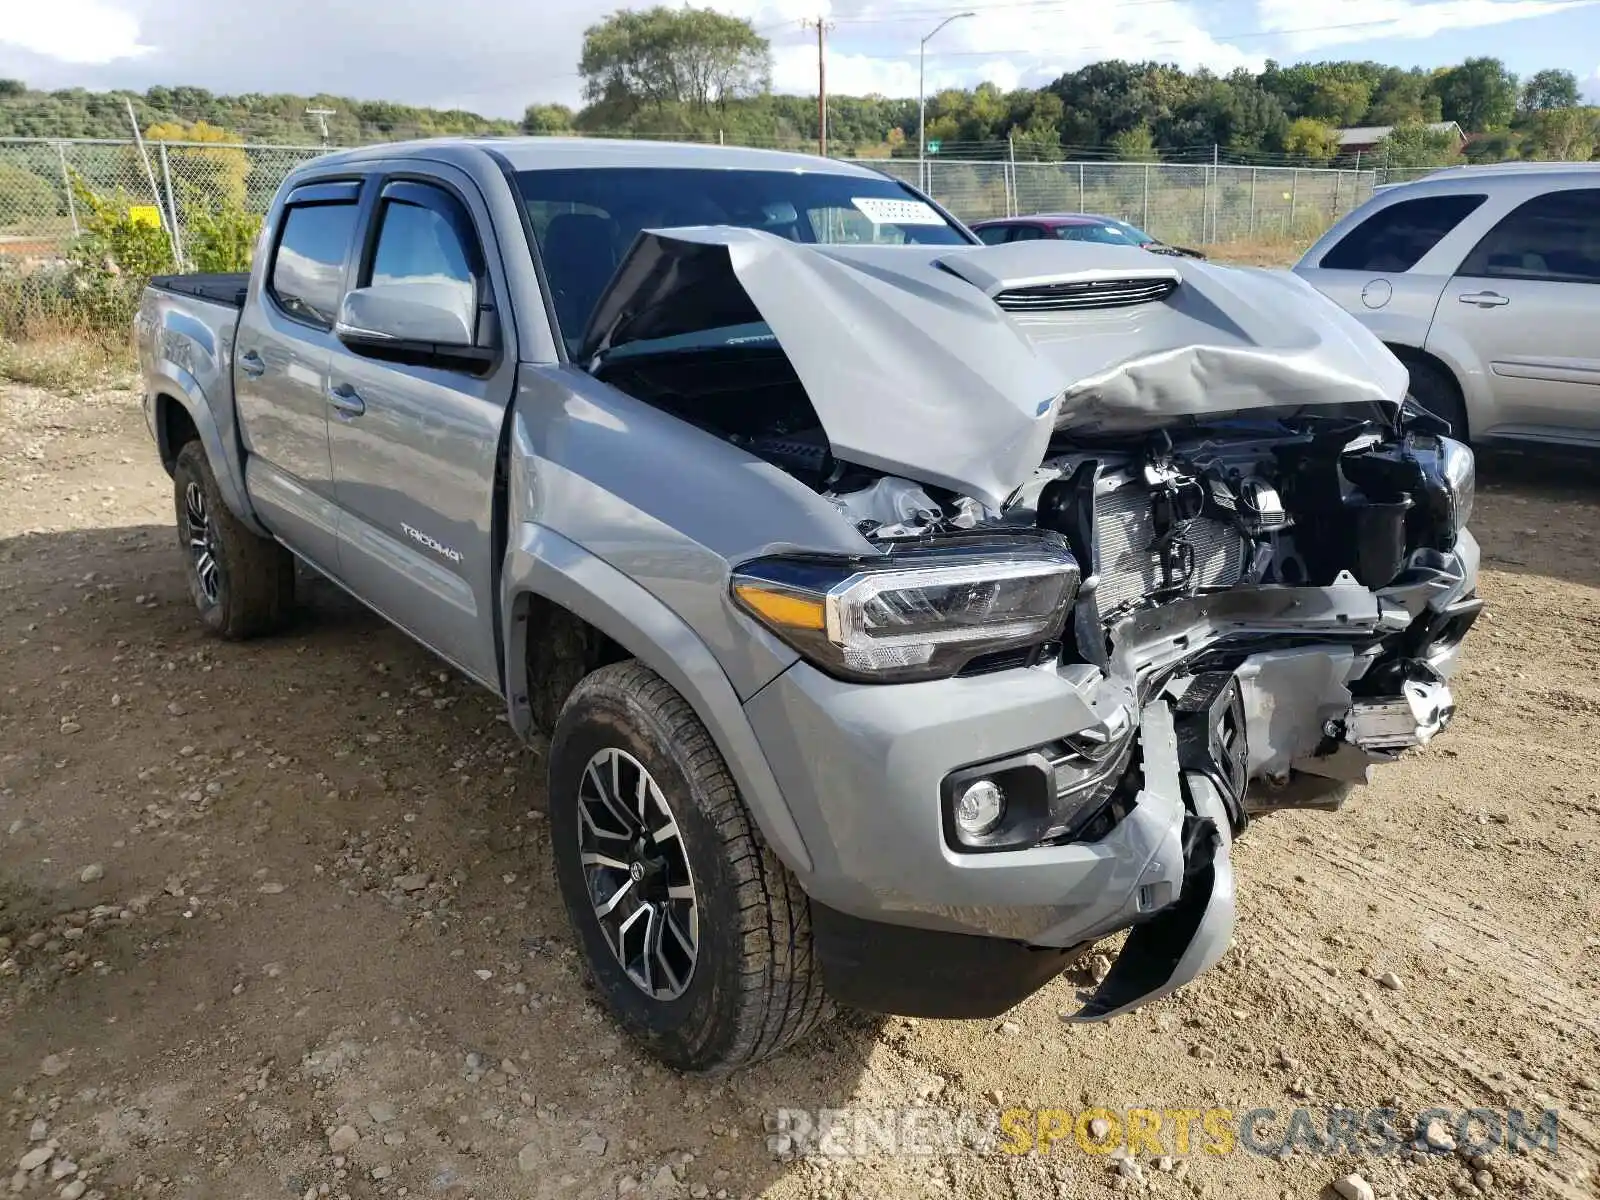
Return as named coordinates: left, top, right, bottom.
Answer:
left=306, top=107, right=336, bottom=146
left=802, top=17, right=833, bottom=157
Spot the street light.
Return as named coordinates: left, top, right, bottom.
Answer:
left=919, top=12, right=976, bottom=193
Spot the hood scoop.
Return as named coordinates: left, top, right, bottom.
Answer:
left=994, top=275, right=1180, bottom=313
left=933, top=242, right=1182, bottom=314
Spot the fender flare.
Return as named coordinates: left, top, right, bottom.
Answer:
left=501, top=524, right=814, bottom=878
left=149, top=364, right=270, bottom=538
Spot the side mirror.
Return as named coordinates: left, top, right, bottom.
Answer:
left=335, top=281, right=492, bottom=369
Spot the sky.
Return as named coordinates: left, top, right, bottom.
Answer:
left=1, top=0, right=1598, bottom=120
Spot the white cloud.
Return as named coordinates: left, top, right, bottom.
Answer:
left=0, top=0, right=1592, bottom=118
left=765, top=0, right=1264, bottom=101
left=1255, top=0, right=1599, bottom=53
left=1, top=0, right=150, bottom=64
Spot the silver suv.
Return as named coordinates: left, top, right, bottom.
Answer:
left=1295, top=162, right=1600, bottom=450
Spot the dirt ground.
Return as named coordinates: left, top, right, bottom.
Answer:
left=1, top=382, right=1597, bottom=1200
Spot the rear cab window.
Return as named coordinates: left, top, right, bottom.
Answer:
left=1319, top=193, right=1487, bottom=273
left=1457, top=188, right=1600, bottom=284
left=269, top=181, right=362, bottom=328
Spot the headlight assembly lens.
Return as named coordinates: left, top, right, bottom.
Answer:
left=1439, top=435, right=1474, bottom=532
left=732, top=538, right=1080, bottom=682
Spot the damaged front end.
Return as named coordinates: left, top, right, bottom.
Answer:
left=582, top=229, right=1481, bottom=1020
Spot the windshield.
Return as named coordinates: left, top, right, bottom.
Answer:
left=515, top=167, right=970, bottom=352
left=1058, top=220, right=1153, bottom=246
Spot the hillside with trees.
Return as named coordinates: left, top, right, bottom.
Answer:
left=0, top=7, right=1594, bottom=169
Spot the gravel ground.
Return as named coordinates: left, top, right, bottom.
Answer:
left=1, top=383, right=1597, bottom=1200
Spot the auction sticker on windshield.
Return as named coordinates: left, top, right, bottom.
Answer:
left=852, top=197, right=947, bottom=225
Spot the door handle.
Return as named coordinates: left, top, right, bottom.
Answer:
left=1460, top=291, right=1510, bottom=308
left=327, top=383, right=366, bottom=418
left=239, top=350, right=265, bottom=377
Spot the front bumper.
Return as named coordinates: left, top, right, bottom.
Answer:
left=743, top=534, right=1478, bottom=1018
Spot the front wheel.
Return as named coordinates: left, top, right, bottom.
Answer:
left=547, top=661, right=831, bottom=1074
left=172, top=441, right=294, bottom=639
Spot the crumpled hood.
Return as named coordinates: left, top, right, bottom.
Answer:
left=581, top=228, right=1405, bottom=509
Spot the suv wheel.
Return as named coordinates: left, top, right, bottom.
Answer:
left=548, top=661, right=830, bottom=1074
left=172, top=441, right=294, bottom=639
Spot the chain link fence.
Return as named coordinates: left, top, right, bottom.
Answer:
left=0, top=135, right=1376, bottom=264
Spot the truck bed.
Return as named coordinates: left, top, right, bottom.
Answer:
left=147, top=273, right=250, bottom=309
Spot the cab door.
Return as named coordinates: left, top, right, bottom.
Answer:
left=324, top=165, right=518, bottom=690
left=234, top=180, right=364, bottom=572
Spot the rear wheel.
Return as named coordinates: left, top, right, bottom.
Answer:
left=172, top=441, right=294, bottom=639
left=547, top=661, right=831, bottom=1074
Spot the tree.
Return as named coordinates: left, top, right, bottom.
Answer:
left=579, top=7, right=770, bottom=117
left=0, top=80, right=26, bottom=99
left=1380, top=122, right=1464, bottom=168
left=1282, top=118, right=1342, bottom=162
left=1520, top=69, right=1581, bottom=113
left=1109, top=124, right=1158, bottom=161
left=1520, top=107, right=1598, bottom=160
left=144, top=119, right=249, bottom=209
left=1430, top=57, right=1518, bottom=132
left=1367, top=68, right=1442, bottom=126
left=521, top=104, right=575, bottom=135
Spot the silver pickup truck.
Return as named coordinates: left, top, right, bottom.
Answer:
left=136, top=137, right=1481, bottom=1074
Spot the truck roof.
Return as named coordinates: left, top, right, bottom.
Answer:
left=307, top=136, right=890, bottom=178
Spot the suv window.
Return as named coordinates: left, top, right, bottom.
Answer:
left=1457, top=188, right=1600, bottom=284
left=1319, top=194, right=1487, bottom=273
left=271, top=201, right=359, bottom=327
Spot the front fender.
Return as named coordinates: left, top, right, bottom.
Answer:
left=501, top=523, right=814, bottom=878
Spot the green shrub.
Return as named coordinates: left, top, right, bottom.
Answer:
left=63, top=176, right=175, bottom=331
left=185, top=198, right=262, bottom=273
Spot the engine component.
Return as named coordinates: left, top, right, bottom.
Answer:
left=1235, top=477, right=1289, bottom=535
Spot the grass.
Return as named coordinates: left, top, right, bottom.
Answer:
left=0, top=326, right=135, bottom=393
left=1197, top=234, right=1317, bottom=269
left=0, top=261, right=138, bottom=393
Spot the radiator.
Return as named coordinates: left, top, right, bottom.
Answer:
left=1091, top=479, right=1247, bottom=617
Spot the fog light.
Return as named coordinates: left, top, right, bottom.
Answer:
left=954, top=779, right=1006, bottom=836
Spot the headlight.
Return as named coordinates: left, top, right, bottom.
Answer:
left=1438, top=435, right=1474, bottom=532
left=731, top=537, right=1080, bottom=683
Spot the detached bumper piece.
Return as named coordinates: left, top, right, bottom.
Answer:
left=1070, top=806, right=1236, bottom=1021
left=1341, top=663, right=1455, bottom=753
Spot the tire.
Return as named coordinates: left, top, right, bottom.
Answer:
left=1404, top=357, right=1468, bottom=442
left=172, top=441, right=294, bottom=639
left=547, top=661, right=830, bottom=1074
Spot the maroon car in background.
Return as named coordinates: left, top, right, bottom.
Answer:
left=970, top=213, right=1206, bottom=259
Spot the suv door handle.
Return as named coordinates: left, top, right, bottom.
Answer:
left=1460, top=291, right=1510, bottom=308
left=239, top=350, right=266, bottom=377
left=327, top=383, right=366, bottom=418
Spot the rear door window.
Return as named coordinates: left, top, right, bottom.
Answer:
left=271, top=200, right=360, bottom=327
left=1008, top=225, right=1046, bottom=241
left=1456, top=188, right=1600, bottom=284
left=976, top=225, right=1013, bottom=245
left=1319, top=194, right=1487, bottom=272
